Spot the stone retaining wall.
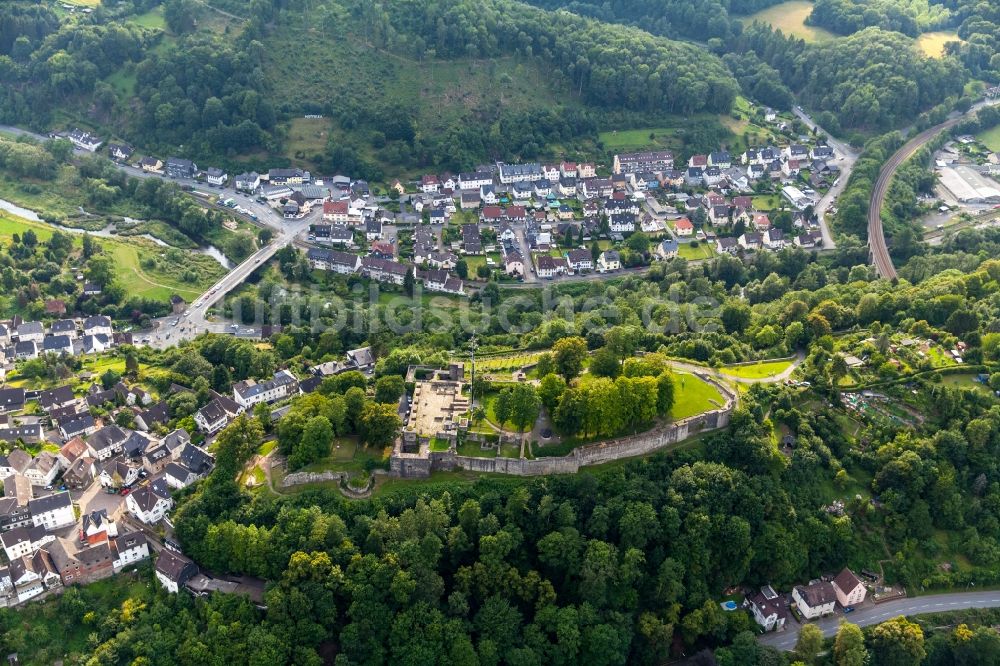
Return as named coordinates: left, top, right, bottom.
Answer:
left=390, top=374, right=737, bottom=478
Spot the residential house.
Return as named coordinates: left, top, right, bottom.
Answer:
left=703, top=166, right=723, bottom=187
left=13, top=340, right=38, bottom=360
left=497, top=162, right=543, bottom=184
left=566, top=249, right=593, bottom=273
left=533, top=180, right=551, bottom=197
left=512, top=181, right=533, bottom=200
left=422, top=269, right=464, bottom=295
left=609, top=213, right=636, bottom=234
left=785, top=144, right=809, bottom=161
left=481, top=206, right=503, bottom=226
left=365, top=219, right=383, bottom=241
left=155, top=550, right=198, bottom=594
left=143, top=446, right=172, bottom=475
left=194, top=393, right=243, bottom=435
left=716, top=237, right=739, bottom=255
left=10, top=551, right=59, bottom=602
left=163, top=429, right=191, bottom=459
left=67, top=129, right=102, bottom=152
left=458, top=171, right=493, bottom=190
left=50, top=319, right=77, bottom=339
left=420, top=174, right=440, bottom=193
left=558, top=177, right=577, bottom=197
left=42, top=335, right=74, bottom=356
left=205, top=167, right=227, bottom=186
left=139, top=157, right=162, bottom=173
left=1, top=525, right=54, bottom=560
left=462, top=224, right=483, bottom=255
left=0, top=424, right=44, bottom=446
left=738, top=232, right=763, bottom=251
left=268, top=168, right=308, bottom=185
left=307, top=248, right=361, bottom=275
left=560, top=161, right=578, bottom=178
left=0, top=388, right=25, bottom=415
left=164, top=462, right=198, bottom=490
left=832, top=568, right=867, bottom=608
left=793, top=581, right=837, bottom=619
left=15, top=321, right=44, bottom=344
left=542, top=164, right=560, bottom=182
left=811, top=145, right=834, bottom=161
left=110, top=532, right=150, bottom=570
left=235, top=172, right=260, bottom=192
left=685, top=167, right=704, bottom=186
left=86, top=425, right=129, bottom=462
left=57, top=437, right=89, bottom=469
left=135, top=402, right=170, bottom=432
left=613, top=150, right=674, bottom=174
left=282, top=201, right=300, bottom=218
left=47, top=537, right=116, bottom=585
left=99, top=458, right=141, bottom=489
left=480, top=185, right=498, bottom=205
left=62, top=457, right=96, bottom=490
left=126, top=478, right=173, bottom=524
left=597, top=251, right=622, bottom=273
left=346, top=347, right=375, bottom=372
left=24, top=453, right=60, bottom=487
left=504, top=251, right=525, bottom=277
left=674, top=217, right=694, bottom=236
left=795, top=230, right=823, bottom=248
left=360, top=257, right=410, bottom=286
left=58, top=413, right=96, bottom=441
left=233, top=370, right=299, bottom=408
left=535, top=255, right=566, bottom=279
left=505, top=205, right=527, bottom=223
left=0, top=450, right=31, bottom=478
left=83, top=315, right=113, bottom=338
left=460, top=191, right=482, bottom=210
left=745, top=586, right=788, bottom=632
left=578, top=163, right=597, bottom=178
left=708, top=151, right=732, bottom=168
left=764, top=229, right=786, bottom=250
left=81, top=334, right=112, bottom=355
left=107, top=143, right=134, bottom=162
left=165, top=158, right=196, bottom=179
left=656, top=238, right=679, bottom=260
left=29, top=492, right=75, bottom=530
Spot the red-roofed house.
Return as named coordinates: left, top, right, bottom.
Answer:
left=674, top=217, right=694, bottom=237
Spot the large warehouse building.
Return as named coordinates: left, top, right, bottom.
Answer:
left=938, top=165, right=1000, bottom=204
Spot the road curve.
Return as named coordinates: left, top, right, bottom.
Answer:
left=759, top=590, right=1000, bottom=651
left=868, top=118, right=962, bottom=279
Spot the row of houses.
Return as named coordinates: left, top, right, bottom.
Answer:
left=746, top=568, right=868, bottom=631
left=305, top=248, right=465, bottom=296
left=0, top=315, right=116, bottom=363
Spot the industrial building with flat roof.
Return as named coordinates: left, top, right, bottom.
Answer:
left=938, top=165, right=1000, bottom=204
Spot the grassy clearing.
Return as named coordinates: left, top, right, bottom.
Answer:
left=740, top=1, right=836, bottom=43
left=458, top=439, right=498, bottom=458
left=978, top=125, right=1000, bottom=152
left=294, top=438, right=390, bottom=475
left=752, top=194, right=783, bottom=211
left=128, top=7, right=166, bottom=29
left=720, top=359, right=794, bottom=379
left=677, top=242, right=716, bottom=261
left=283, top=117, right=332, bottom=166
left=671, top=372, right=725, bottom=420
left=598, top=127, right=681, bottom=152
left=915, top=31, right=962, bottom=58
left=106, top=241, right=226, bottom=301
left=257, top=440, right=277, bottom=456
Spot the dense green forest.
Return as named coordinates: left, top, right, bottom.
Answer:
left=807, top=0, right=952, bottom=37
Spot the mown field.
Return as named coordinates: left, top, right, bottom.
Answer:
left=978, top=125, right=1000, bottom=152
left=740, top=1, right=837, bottom=43
left=915, top=31, right=962, bottom=58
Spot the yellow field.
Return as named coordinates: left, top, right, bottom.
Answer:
left=741, top=1, right=836, bottom=43
left=915, top=31, right=962, bottom=58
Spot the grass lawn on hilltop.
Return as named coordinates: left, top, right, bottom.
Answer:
left=739, top=1, right=837, bottom=43
left=915, top=31, right=963, bottom=58
left=671, top=372, right=725, bottom=419
left=720, top=359, right=794, bottom=380
left=978, top=125, right=1000, bottom=152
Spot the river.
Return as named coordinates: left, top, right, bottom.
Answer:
left=0, top=198, right=234, bottom=269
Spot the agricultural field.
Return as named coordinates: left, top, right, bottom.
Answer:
left=915, top=31, right=962, bottom=58
left=740, top=1, right=837, bottom=43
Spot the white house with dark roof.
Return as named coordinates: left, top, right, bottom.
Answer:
left=745, top=585, right=789, bottom=632
left=233, top=370, right=298, bottom=408
left=126, top=479, right=173, bottom=524
left=0, top=388, right=25, bottom=415
left=235, top=172, right=260, bottom=192
left=86, top=425, right=130, bottom=461
left=110, top=532, right=150, bottom=570
left=24, top=452, right=61, bottom=487
left=83, top=315, right=113, bottom=337
left=793, top=581, right=837, bottom=619
left=38, top=386, right=76, bottom=413
left=194, top=393, right=243, bottom=434
left=29, top=492, right=75, bottom=530
left=15, top=321, right=44, bottom=344
left=58, top=413, right=96, bottom=441
left=155, top=550, right=198, bottom=593
left=1, top=525, right=54, bottom=560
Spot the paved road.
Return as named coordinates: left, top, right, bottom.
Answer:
left=867, top=99, right=1000, bottom=279
left=792, top=107, right=856, bottom=251
left=760, top=591, right=1000, bottom=650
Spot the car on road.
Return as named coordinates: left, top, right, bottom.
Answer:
left=120, top=487, right=131, bottom=496
left=843, top=607, right=854, bottom=614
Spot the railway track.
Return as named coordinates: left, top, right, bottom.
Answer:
left=868, top=117, right=962, bottom=279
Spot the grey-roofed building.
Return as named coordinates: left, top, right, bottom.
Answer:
left=232, top=369, right=298, bottom=408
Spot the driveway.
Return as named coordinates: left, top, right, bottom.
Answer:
left=760, top=591, right=1000, bottom=650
